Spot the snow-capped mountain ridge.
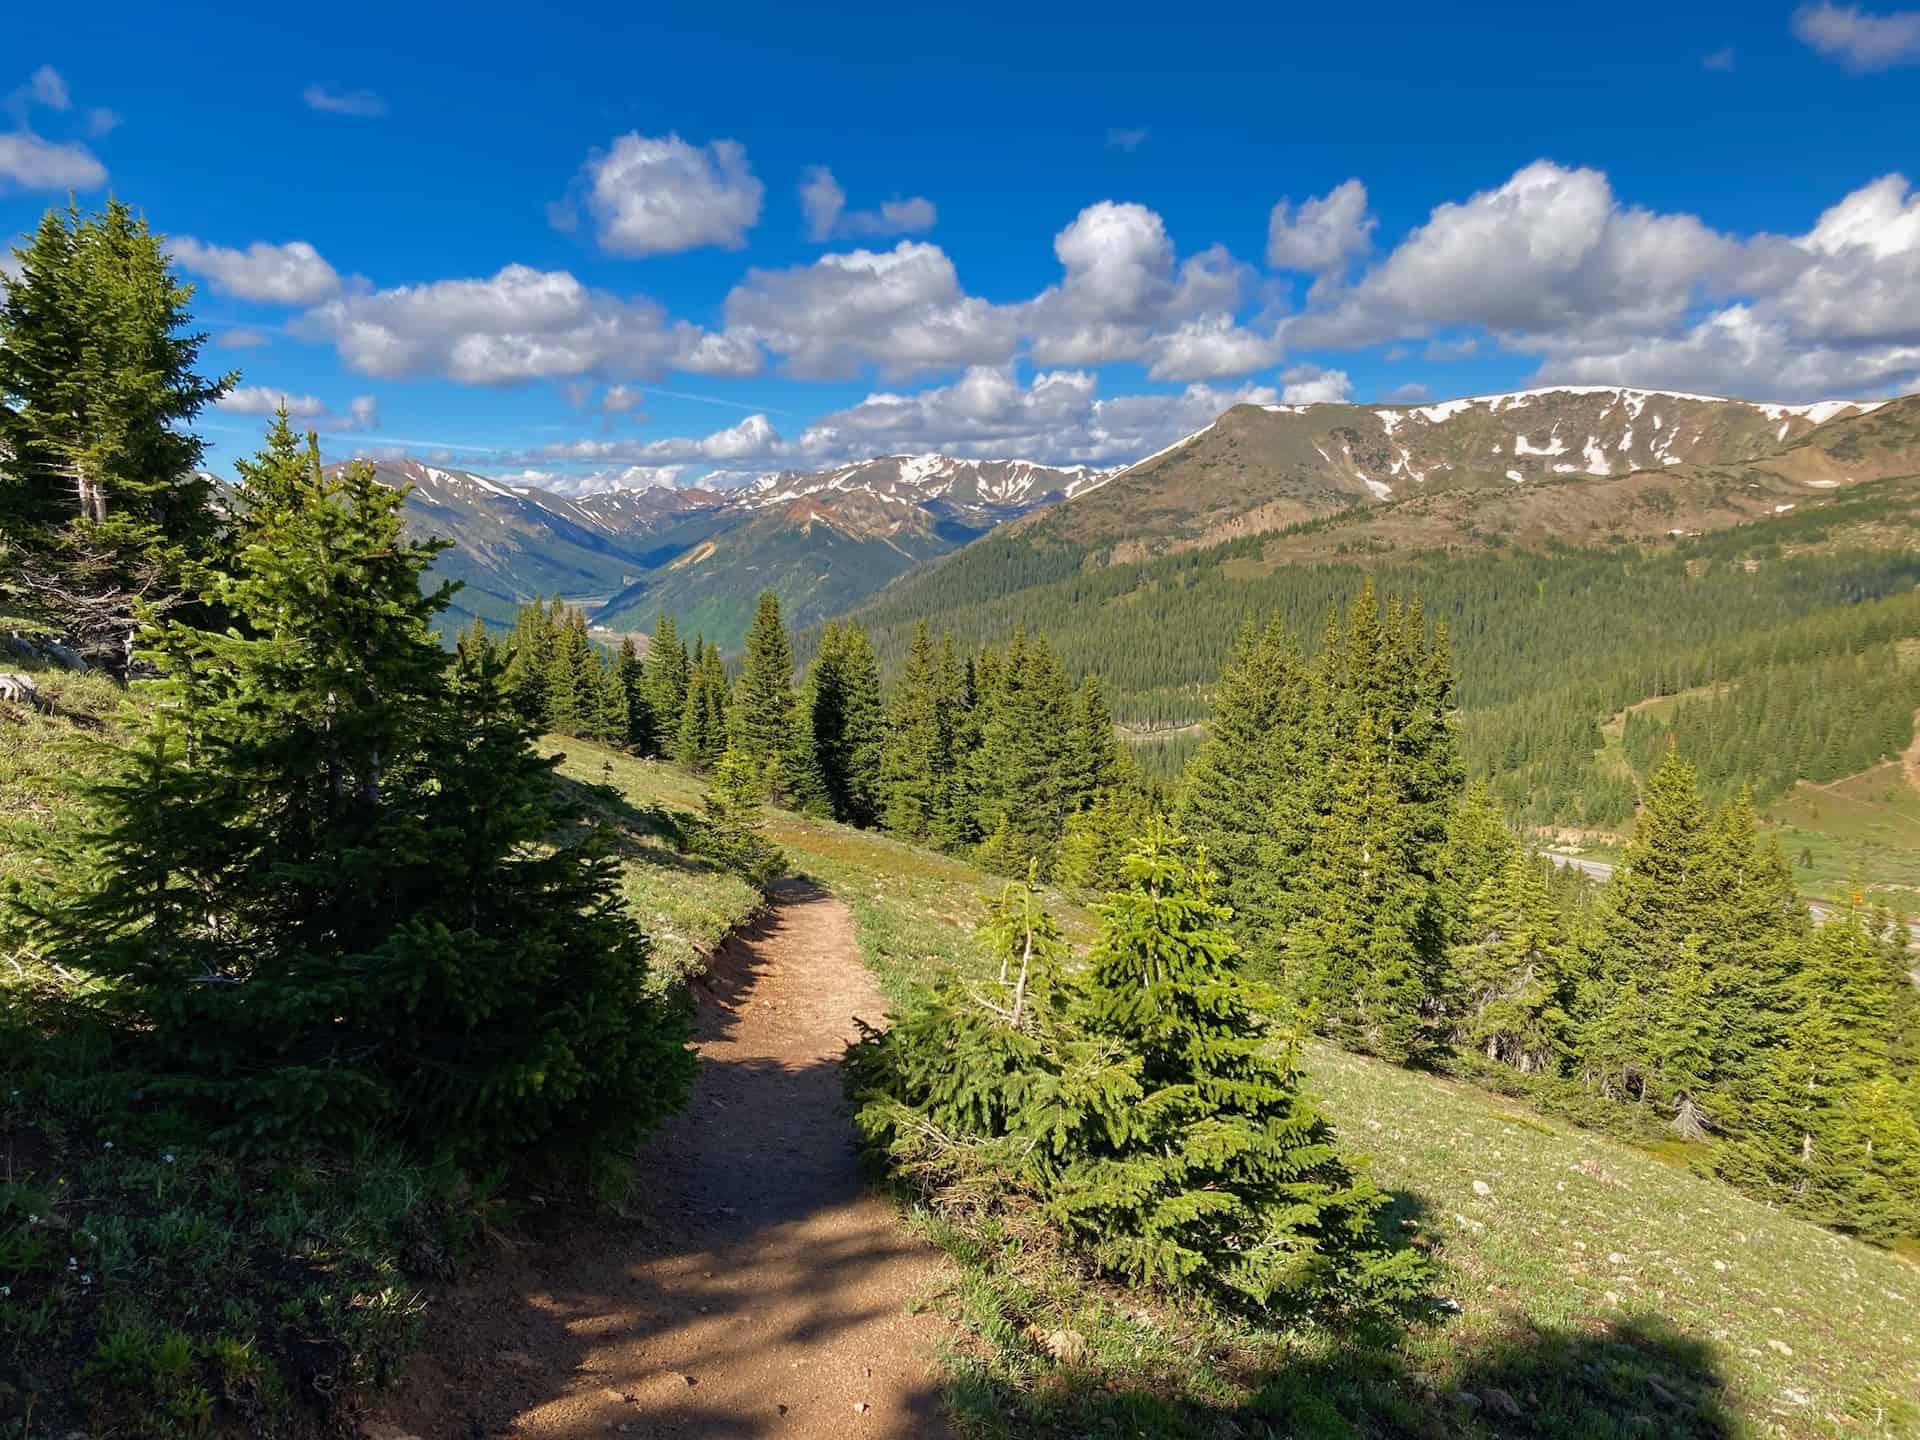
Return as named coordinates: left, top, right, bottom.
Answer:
left=1120, top=386, right=1887, bottom=500
left=739, top=453, right=1111, bottom=518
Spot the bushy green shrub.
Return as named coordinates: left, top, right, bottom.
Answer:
left=852, top=826, right=1426, bottom=1314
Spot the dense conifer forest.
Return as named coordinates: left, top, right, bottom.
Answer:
left=845, top=491, right=1920, bottom=826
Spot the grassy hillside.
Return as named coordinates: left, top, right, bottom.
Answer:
left=580, top=750, right=1920, bottom=1439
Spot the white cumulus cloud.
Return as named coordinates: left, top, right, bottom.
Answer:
left=723, top=241, right=1019, bottom=380
left=218, top=385, right=380, bottom=431
left=1279, top=365, right=1354, bottom=404
left=293, top=263, right=757, bottom=385
left=171, top=238, right=342, bottom=305
left=0, top=132, right=106, bottom=191
left=1, top=65, right=106, bottom=192
left=1267, top=179, right=1374, bottom=273
left=569, top=132, right=763, bottom=257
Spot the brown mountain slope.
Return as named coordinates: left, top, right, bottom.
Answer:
left=1026, top=387, right=1901, bottom=562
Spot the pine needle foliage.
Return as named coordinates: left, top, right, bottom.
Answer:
left=9, top=417, right=695, bottom=1170
left=852, top=827, right=1425, bottom=1315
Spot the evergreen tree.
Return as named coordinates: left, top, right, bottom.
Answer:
left=546, top=606, right=596, bottom=736
left=807, top=622, right=886, bottom=826
left=1651, top=934, right=1718, bottom=1139
left=1449, top=849, right=1575, bottom=1073
left=1057, top=759, right=1159, bottom=896
left=933, top=634, right=979, bottom=850
left=1579, top=745, right=1711, bottom=1100
left=729, top=591, right=821, bottom=807
left=879, top=622, right=947, bottom=841
left=503, top=598, right=560, bottom=727
left=616, top=635, right=656, bottom=752
left=1434, top=779, right=1518, bottom=954
left=1066, top=674, right=1124, bottom=807
left=677, top=639, right=731, bottom=770
left=0, top=201, right=234, bottom=666
left=972, top=630, right=1078, bottom=877
left=646, top=612, right=691, bottom=751
left=1716, top=903, right=1919, bottom=1239
left=1178, top=618, right=1308, bottom=952
left=1043, top=825, right=1422, bottom=1306
left=13, top=416, right=694, bottom=1164
left=853, top=826, right=1426, bottom=1312
left=1695, top=791, right=1805, bottom=1105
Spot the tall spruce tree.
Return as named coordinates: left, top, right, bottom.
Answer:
left=1449, top=848, right=1575, bottom=1073
left=0, top=201, right=233, bottom=665
left=807, top=621, right=886, bottom=826
left=1579, top=744, right=1711, bottom=1100
left=677, top=639, right=731, bottom=770
left=646, top=612, right=691, bottom=751
left=616, top=635, right=655, bottom=752
left=14, top=416, right=694, bottom=1163
left=973, top=630, right=1078, bottom=877
left=879, top=622, right=947, bottom=841
left=1177, top=617, right=1308, bottom=953
left=933, top=634, right=979, bottom=850
left=728, top=591, right=821, bottom=807
left=1716, top=903, right=1919, bottom=1239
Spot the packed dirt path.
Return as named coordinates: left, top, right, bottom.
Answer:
left=373, top=880, right=955, bottom=1440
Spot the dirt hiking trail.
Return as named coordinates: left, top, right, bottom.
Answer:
left=373, top=880, right=955, bottom=1440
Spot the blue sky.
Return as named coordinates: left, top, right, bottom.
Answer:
left=5, top=0, right=1920, bottom=491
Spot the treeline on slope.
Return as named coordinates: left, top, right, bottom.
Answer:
left=844, top=491, right=1920, bottom=828
left=1178, top=585, right=1920, bottom=1242
left=1618, top=646, right=1920, bottom=799
left=499, top=591, right=1161, bottom=893
left=0, top=204, right=704, bottom=1430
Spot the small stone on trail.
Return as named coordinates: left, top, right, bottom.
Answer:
left=1472, top=1180, right=1492, bottom=1198
left=682, top=1372, right=698, bottom=1386
left=1768, top=1339, right=1793, bottom=1357
left=853, top=1401, right=869, bottom=1414
left=1607, top=1252, right=1628, bottom=1265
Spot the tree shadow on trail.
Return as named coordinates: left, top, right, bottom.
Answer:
left=374, top=880, right=952, bottom=1440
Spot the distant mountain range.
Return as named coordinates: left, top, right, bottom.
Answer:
left=359, top=386, right=1911, bottom=650
left=357, top=453, right=1107, bottom=642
